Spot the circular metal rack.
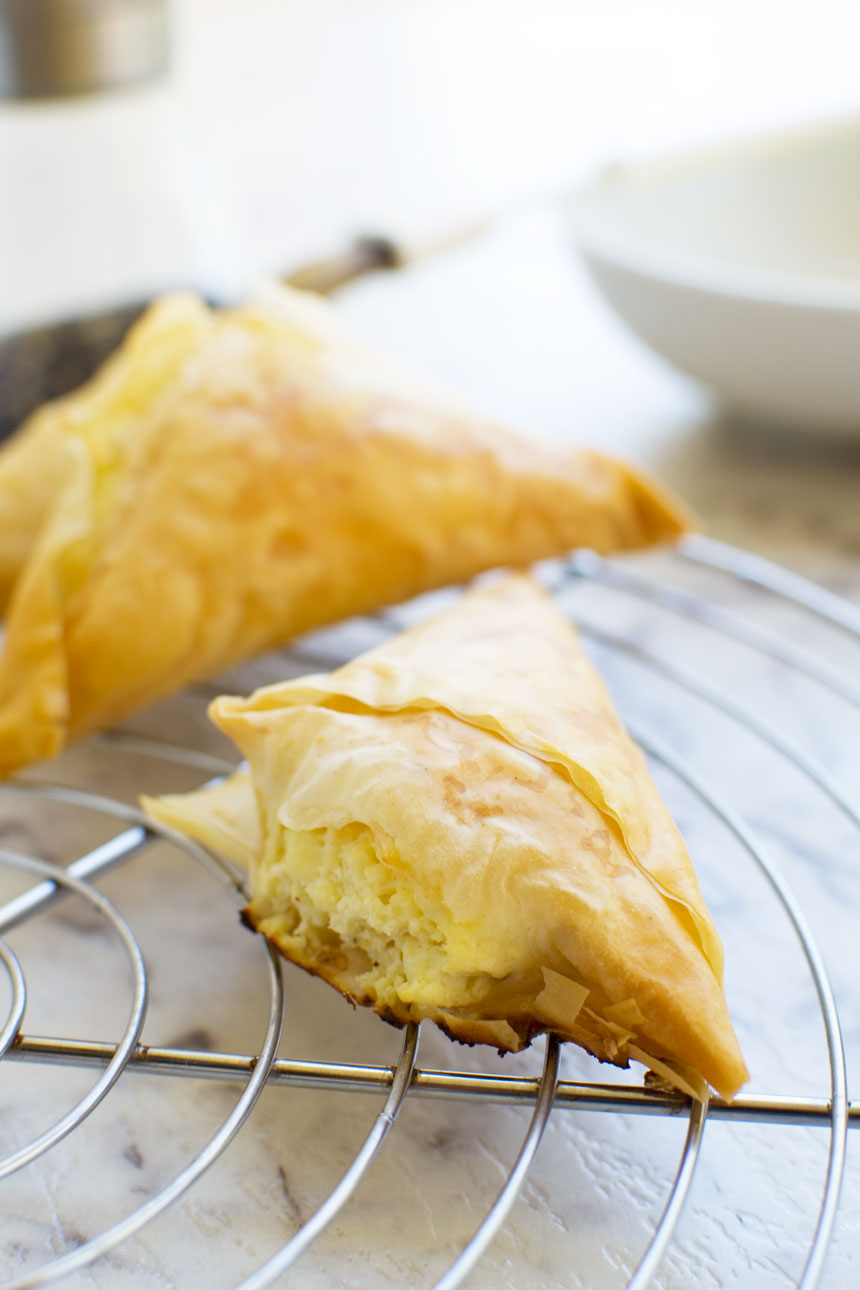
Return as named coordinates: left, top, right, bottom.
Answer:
left=0, top=536, right=856, bottom=1289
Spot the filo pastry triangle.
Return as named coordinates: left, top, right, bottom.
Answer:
left=0, top=284, right=689, bottom=775
left=145, top=576, right=748, bottom=1101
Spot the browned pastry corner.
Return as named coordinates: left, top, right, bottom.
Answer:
left=145, top=575, right=746, bottom=1101
left=0, top=284, right=690, bottom=774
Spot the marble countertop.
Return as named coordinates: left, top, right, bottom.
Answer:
left=0, top=2, right=858, bottom=1286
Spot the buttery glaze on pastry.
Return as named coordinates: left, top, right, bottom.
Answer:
left=0, top=283, right=690, bottom=774
left=0, top=294, right=213, bottom=613
left=146, top=576, right=747, bottom=1100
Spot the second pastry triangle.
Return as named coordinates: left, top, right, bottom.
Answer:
left=0, top=286, right=689, bottom=774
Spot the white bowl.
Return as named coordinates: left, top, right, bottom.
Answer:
left=573, top=119, right=860, bottom=436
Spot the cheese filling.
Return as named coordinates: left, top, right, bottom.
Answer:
left=249, top=822, right=538, bottom=1014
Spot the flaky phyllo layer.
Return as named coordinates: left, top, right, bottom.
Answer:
left=0, top=284, right=689, bottom=776
left=146, top=577, right=748, bottom=1100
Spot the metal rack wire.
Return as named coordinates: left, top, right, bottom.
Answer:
left=0, top=537, right=856, bottom=1290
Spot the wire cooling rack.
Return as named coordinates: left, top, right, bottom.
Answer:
left=0, top=534, right=857, bottom=1290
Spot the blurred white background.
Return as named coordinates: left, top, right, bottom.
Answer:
left=3, top=0, right=860, bottom=325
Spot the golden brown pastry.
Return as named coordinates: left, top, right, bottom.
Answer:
left=0, top=284, right=689, bottom=775
left=146, top=576, right=747, bottom=1100
left=0, top=293, right=213, bottom=612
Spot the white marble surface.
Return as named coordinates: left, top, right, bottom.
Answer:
left=0, top=2, right=859, bottom=1286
